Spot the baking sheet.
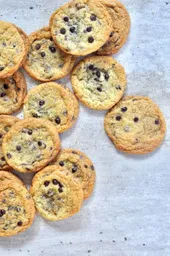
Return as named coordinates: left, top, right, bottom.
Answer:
left=0, top=0, right=170, bottom=255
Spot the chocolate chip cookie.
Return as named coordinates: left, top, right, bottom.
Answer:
left=49, top=0, right=113, bottom=55
left=0, top=70, right=27, bottom=114
left=0, top=171, right=35, bottom=236
left=71, top=56, right=126, bottom=110
left=52, top=149, right=96, bottom=199
left=97, top=0, right=130, bottom=55
left=104, top=96, right=166, bottom=154
left=0, top=21, right=26, bottom=78
left=2, top=118, right=61, bottom=173
left=23, top=27, right=76, bottom=82
left=0, top=115, right=19, bottom=170
left=30, top=165, right=83, bottom=221
left=24, top=82, right=79, bottom=133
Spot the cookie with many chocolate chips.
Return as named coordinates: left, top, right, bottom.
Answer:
left=104, top=96, right=166, bottom=154
left=49, top=0, right=113, bottom=55
left=97, top=0, right=130, bottom=55
left=24, top=82, right=79, bottom=133
left=0, top=21, right=26, bottom=78
left=23, top=27, right=76, bottom=82
left=0, top=70, right=27, bottom=114
left=52, top=149, right=96, bottom=199
left=71, top=56, right=126, bottom=110
left=30, top=165, right=83, bottom=221
left=0, top=116, right=19, bottom=170
left=2, top=118, right=60, bottom=173
left=0, top=171, right=35, bottom=237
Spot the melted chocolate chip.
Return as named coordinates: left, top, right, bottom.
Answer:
left=32, top=113, right=39, bottom=118
left=155, top=119, right=159, bottom=125
left=116, top=85, right=121, bottom=90
left=35, top=44, right=41, bottom=50
left=116, top=116, right=121, bottom=121
left=59, top=161, right=64, bottom=166
left=110, top=32, right=114, bottom=37
left=17, top=221, right=23, bottom=226
left=52, top=179, right=58, bottom=185
left=58, top=187, right=63, bottom=193
left=96, top=70, right=101, bottom=78
left=60, top=28, right=66, bottom=34
left=134, top=117, right=139, bottom=122
left=70, top=27, right=75, bottom=33
left=28, top=129, right=33, bottom=135
left=16, top=145, right=21, bottom=151
left=0, top=92, right=6, bottom=97
left=0, top=134, right=2, bottom=138
left=0, top=209, right=6, bottom=217
left=0, top=67, right=4, bottom=71
left=39, top=100, right=45, bottom=106
left=1, top=157, right=5, bottom=161
left=89, top=64, right=94, bottom=70
left=72, top=165, right=78, bottom=173
left=7, top=153, right=12, bottom=159
left=3, top=84, right=9, bottom=89
left=63, top=16, right=69, bottom=22
left=88, top=37, right=94, bottom=43
left=90, top=14, right=97, bottom=21
left=121, top=107, right=127, bottom=112
left=49, top=46, right=56, bottom=53
left=105, top=73, right=109, bottom=81
left=84, top=164, right=88, bottom=168
left=44, top=180, right=50, bottom=187
left=97, top=87, right=102, bottom=92
left=55, top=116, right=61, bottom=124
left=86, top=27, right=92, bottom=32
left=38, top=141, right=42, bottom=146
left=40, top=52, right=46, bottom=57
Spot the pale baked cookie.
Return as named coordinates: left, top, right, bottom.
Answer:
left=24, top=82, right=79, bottom=133
left=0, top=171, right=35, bottom=237
left=23, top=27, right=76, bottom=82
left=97, top=0, right=130, bottom=55
left=71, top=56, right=126, bottom=110
left=49, top=0, right=113, bottom=55
left=0, top=116, right=19, bottom=170
left=52, top=149, right=96, bottom=199
left=30, top=165, right=83, bottom=221
left=0, top=21, right=25, bottom=78
left=0, top=70, right=27, bottom=114
left=104, top=96, right=166, bottom=154
left=2, top=118, right=60, bottom=173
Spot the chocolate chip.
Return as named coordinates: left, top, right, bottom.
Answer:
left=155, top=119, right=159, bottom=125
left=116, top=116, right=121, bottom=121
left=121, top=107, right=127, bottom=112
left=3, top=84, right=9, bottom=89
left=38, top=141, right=42, bottom=146
left=52, top=179, right=59, bottom=185
left=72, top=165, right=77, bottom=173
left=49, top=46, right=56, bottom=53
left=0, top=92, right=6, bottom=97
left=88, top=37, right=94, bottom=43
left=16, top=145, right=21, bottom=151
left=110, top=32, right=114, bottom=37
left=0, top=67, right=4, bottom=71
left=70, top=27, right=75, bottom=33
left=7, top=153, right=12, bottom=159
left=96, top=70, right=101, bottom=78
left=116, top=85, right=121, bottom=90
left=17, top=221, right=23, bottom=226
left=91, top=165, right=94, bottom=170
left=86, top=27, right=92, bottom=32
left=0, top=134, right=2, bottom=138
left=58, top=187, right=63, bottom=193
left=84, top=164, right=88, bottom=168
left=63, top=16, right=69, bottom=22
left=39, top=100, right=45, bottom=106
left=10, top=78, right=16, bottom=84
left=40, top=52, right=46, bottom=57
left=63, top=110, right=68, bottom=116
left=59, top=161, right=64, bottom=166
left=55, top=116, right=61, bottom=124
left=97, top=87, right=102, bottom=92
left=105, top=73, right=109, bottom=81
left=89, top=65, right=94, bottom=70
left=28, top=129, right=33, bottom=135
left=90, top=14, right=97, bottom=21
left=60, top=28, right=66, bottom=34
left=32, top=113, right=39, bottom=118
left=44, top=180, right=50, bottom=187
left=134, top=117, right=139, bottom=122
left=35, top=43, right=41, bottom=50
left=1, top=157, right=5, bottom=161
left=0, top=209, right=6, bottom=217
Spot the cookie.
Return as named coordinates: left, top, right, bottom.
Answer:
left=2, top=118, right=61, bottom=173
left=0, top=171, right=35, bottom=236
left=24, top=82, right=79, bottom=133
left=71, top=56, right=126, bottom=110
left=30, top=165, right=83, bottom=221
left=0, top=70, right=27, bottom=114
left=23, top=27, right=76, bottom=82
left=0, top=21, right=26, bottom=78
left=97, top=0, right=130, bottom=55
left=0, top=115, right=19, bottom=171
left=52, top=149, right=96, bottom=199
left=104, top=96, right=166, bottom=154
left=49, top=0, right=113, bottom=56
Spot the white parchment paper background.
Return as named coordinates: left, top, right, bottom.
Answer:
left=0, top=0, right=170, bottom=255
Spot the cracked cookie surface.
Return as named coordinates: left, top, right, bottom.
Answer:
left=24, top=82, right=79, bottom=133
left=104, top=96, right=166, bottom=154
left=23, top=27, right=76, bottom=82
left=97, top=0, right=130, bottom=55
left=0, top=70, right=27, bottom=114
left=0, top=115, right=19, bottom=170
left=49, top=0, right=113, bottom=55
left=2, top=118, right=60, bottom=173
left=30, top=165, right=83, bottom=221
left=71, top=56, right=126, bottom=110
left=0, top=171, right=35, bottom=236
left=0, top=21, right=26, bottom=78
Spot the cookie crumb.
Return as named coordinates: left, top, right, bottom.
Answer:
left=70, top=242, right=72, bottom=244
left=143, top=243, right=145, bottom=246
left=100, top=231, right=103, bottom=234
left=100, top=240, right=102, bottom=242
left=88, top=250, right=91, bottom=253
left=30, top=6, right=33, bottom=9
left=112, top=240, right=115, bottom=242
left=124, top=237, right=127, bottom=241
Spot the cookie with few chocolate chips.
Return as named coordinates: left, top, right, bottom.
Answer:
left=2, top=118, right=60, bottom=173
left=104, top=96, right=166, bottom=154
left=30, top=165, right=83, bottom=221
left=0, top=171, right=35, bottom=237
left=71, top=56, right=126, bottom=110
left=23, top=82, right=79, bottom=133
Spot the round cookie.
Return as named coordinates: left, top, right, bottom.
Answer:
left=2, top=118, right=61, bottom=173
left=0, top=171, right=35, bottom=237
left=53, top=149, right=96, bottom=199
left=49, top=0, right=113, bottom=56
left=71, top=56, right=126, bottom=110
left=23, top=27, right=76, bottom=82
left=104, top=96, right=166, bottom=154
left=30, top=165, right=83, bottom=221
left=24, top=82, right=79, bottom=133
left=0, top=70, right=27, bottom=114
left=0, top=21, right=26, bottom=78
left=0, top=115, right=19, bottom=170
left=97, top=0, right=130, bottom=55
